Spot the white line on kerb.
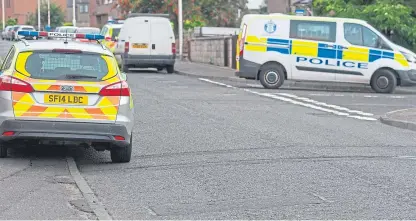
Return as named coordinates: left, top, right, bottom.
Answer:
left=199, top=78, right=377, bottom=121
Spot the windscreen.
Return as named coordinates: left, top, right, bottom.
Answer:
left=21, top=52, right=110, bottom=81
left=77, top=28, right=100, bottom=34
left=112, top=28, right=121, bottom=39
left=59, top=27, right=77, bottom=33
left=13, top=26, right=19, bottom=31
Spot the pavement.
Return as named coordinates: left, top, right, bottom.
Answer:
left=2, top=39, right=416, bottom=219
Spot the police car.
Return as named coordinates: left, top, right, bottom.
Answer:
left=0, top=31, right=134, bottom=163
left=236, top=14, right=416, bottom=93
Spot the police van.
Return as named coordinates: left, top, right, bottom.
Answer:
left=235, top=14, right=416, bottom=93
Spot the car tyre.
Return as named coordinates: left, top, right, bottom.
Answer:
left=259, top=63, right=285, bottom=89
left=0, top=143, right=8, bottom=158
left=371, top=69, right=397, bottom=94
left=157, top=67, right=164, bottom=71
left=166, top=65, right=174, bottom=74
left=111, top=135, right=132, bottom=163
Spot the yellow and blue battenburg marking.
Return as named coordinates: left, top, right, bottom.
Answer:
left=245, top=36, right=409, bottom=68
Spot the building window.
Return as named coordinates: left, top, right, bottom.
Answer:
left=104, top=0, right=113, bottom=4
left=290, top=20, right=336, bottom=42
left=6, top=0, right=10, bottom=8
left=79, top=4, right=89, bottom=13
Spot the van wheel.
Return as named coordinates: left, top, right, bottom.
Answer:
left=0, top=143, right=8, bottom=158
left=110, top=135, right=132, bottom=163
left=259, top=63, right=285, bottom=89
left=157, top=67, right=164, bottom=71
left=371, top=69, right=397, bottom=93
left=166, top=65, right=174, bottom=74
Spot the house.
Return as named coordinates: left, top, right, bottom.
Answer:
left=0, top=0, right=67, bottom=25
left=66, top=0, right=90, bottom=27
left=89, top=0, right=121, bottom=28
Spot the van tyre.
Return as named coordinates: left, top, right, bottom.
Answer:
left=166, top=65, right=174, bottom=74
left=111, top=135, right=132, bottom=163
left=259, top=63, right=285, bottom=89
left=371, top=69, right=397, bottom=93
left=0, top=143, right=8, bottom=158
left=157, top=67, right=164, bottom=71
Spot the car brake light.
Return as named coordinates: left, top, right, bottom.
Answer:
left=105, top=37, right=111, bottom=41
left=124, top=42, right=129, bottom=53
left=0, top=75, right=34, bottom=93
left=99, top=81, right=130, bottom=96
left=52, top=49, right=82, bottom=53
left=113, top=135, right=125, bottom=141
left=172, top=43, right=176, bottom=54
left=2, top=131, right=14, bottom=136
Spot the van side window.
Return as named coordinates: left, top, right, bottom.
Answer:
left=290, top=20, right=336, bottom=42
left=100, top=27, right=107, bottom=36
left=344, top=23, right=391, bottom=50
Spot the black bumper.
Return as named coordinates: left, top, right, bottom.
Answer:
left=398, top=69, right=416, bottom=86
left=0, top=120, right=130, bottom=147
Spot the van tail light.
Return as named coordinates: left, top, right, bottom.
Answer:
left=105, top=37, right=111, bottom=41
left=172, top=43, right=176, bottom=54
left=99, top=81, right=130, bottom=96
left=0, top=76, right=34, bottom=93
left=124, top=42, right=129, bottom=53
left=239, top=24, right=247, bottom=57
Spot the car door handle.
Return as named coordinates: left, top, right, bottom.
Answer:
left=152, top=44, right=155, bottom=49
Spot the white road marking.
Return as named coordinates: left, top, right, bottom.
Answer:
left=276, top=93, right=374, bottom=116
left=198, top=78, right=377, bottom=121
left=364, top=95, right=378, bottom=98
left=246, top=84, right=263, bottom=88
left=390, top=96, right=405, bottom=99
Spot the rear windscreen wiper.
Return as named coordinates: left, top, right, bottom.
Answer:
left=60, top=74, right=97, bottom=79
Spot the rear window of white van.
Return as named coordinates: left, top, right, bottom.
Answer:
left=290, top=20, right=336, bottom=42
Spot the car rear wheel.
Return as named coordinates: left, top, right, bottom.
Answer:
left=259, top=63, right=285, bottom=89
left=111, top=135, right=132, bottom=163
left=166, top=65, right=174, bottom=74
left=157, top=67, right=164, bottom=71
left=0, top=143, right=8, bottom=158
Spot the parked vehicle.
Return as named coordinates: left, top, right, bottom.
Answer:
left=235, top=14, right=416, bottom=93
left=114, top=13, right=176, bottom=73
left=2, top=26, right=11, bottom=40
left=16, top=25, right=36, bottom=40
left=100, top=23, right=123, bottom=53
left=75, top=27, right=100, bottom=43
left=8, top=25, right=20, bottom=41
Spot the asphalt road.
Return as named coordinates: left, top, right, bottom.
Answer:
left=2, top=39, right=416, bottom=219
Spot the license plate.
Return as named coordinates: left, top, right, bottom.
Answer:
left=44, top=94, right=88, bottom=105
left=132, top=43, right=148, bottom=48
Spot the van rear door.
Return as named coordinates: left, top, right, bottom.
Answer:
left=128, top=18, right=151, bottom=56
left=150, top=18, right=174, bottom=56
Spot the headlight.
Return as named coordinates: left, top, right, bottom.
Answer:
left=401, top=51, right=416, bottom=63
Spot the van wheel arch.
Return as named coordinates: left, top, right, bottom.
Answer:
left=257, top=61, right=287, bottom=80
left=371, top=67, right=400, bottom=86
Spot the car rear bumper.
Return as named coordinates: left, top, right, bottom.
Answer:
left=122, top=54, right=176, bottom=67
left=0, top=120, right=131, bottom=147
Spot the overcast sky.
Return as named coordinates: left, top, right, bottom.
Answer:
left=247, top=0, right=264, bottom=9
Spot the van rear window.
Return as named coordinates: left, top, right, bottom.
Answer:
left=17, top=52, right=111, bottom=81
left=290, top=20, right=336, bottom=42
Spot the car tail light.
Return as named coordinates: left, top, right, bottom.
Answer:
left=105, top=37, right=111, bottom=41
left=124, top=42, right=129, bottom=53
left=172, top=43, right=176, bottom=54
left=0, top=76, right=34, bottom=93
left=99, top=81, right=130, bottom=96
left=239, top=24, right=247, bottom=57
left=113, top=135, right=125, bottom=141
left=2, top=131, right=14, bottom=136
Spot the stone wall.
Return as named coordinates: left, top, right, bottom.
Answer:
left=187, top=36, right=237, bottom=68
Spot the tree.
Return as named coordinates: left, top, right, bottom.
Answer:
left=313, top=0, right=416, bottom=51
left=26, top=2, right=64, bottom=28
left=260, top=0, right=268, bottom=14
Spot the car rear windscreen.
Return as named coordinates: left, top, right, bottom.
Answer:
left=112, top=28, right=121, bottom=39
left=77, top=28, right=100, bottom=34
left=22, top=27, right=34, bottom=30
left=21, top=52, right=110, bottom=81
left=60, top=28, right=77, bottom=33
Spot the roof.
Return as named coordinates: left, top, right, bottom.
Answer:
left=103, top=23, right=123, bottom=28
left=243, top=14, right=367, bottom=24
left=14, top=40, right=113, bottom=56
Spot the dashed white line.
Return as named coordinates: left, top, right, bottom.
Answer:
left=276, top=93, right=374, bottom=116
left=199, top=78, right=377, bottom=121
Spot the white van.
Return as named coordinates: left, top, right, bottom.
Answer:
left=114, top=14, right=176, bottom=73
left=235, top=14, right=416, bottom=93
